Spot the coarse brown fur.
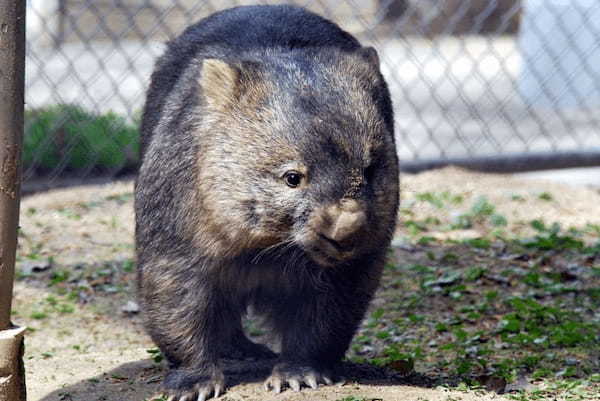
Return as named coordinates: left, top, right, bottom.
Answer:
left=135, top=5, right=399, bottom=400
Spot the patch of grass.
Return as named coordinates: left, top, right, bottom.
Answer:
left=519, top=220, right=585, bottom=251
left=122, top=259, right=135, bottom=273
left=30, top=311, right=48, bottom=320
left=490, top=214, right=508, bottom=227
left=105, top=192, right=134, bottom=203
left=24, top=104, right=139, bottom=174
left=56, top=303, right=75, bottom=314
left=49, top=270, right=70, bottom=286
left=462, top=238, right=491, bottom=249
left=56, top=208, right=82, bottom=220
left=537, top=192, right=554, bottom=201
left=353, top=206, right=600, bottom=398
left=498, top=297, right=596, bottom=347
left=27, top=295, right=77, bottom=323
left=449, top=196, right=506, bottom=230
left=508, top=378, right=600, bottom=401
left=415, top=191, right=463, bottom=209
left=418, top=236, right=437, bottom=246
left=146, top=348, right=164, bottom=364
left=470, top=196, right=495, bottom=217
left=464, top=267, right=486, bottom=282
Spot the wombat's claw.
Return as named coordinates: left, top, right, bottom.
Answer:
left=164, top=376, right=224, bottom=401
left=306, top=375, right=317, bottom=389
left=264, top=364, right=334, bottom=393
left=264, top=375, right=282, bottom=393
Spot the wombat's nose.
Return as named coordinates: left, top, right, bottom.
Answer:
left=320, top=200, right=367, bottom=245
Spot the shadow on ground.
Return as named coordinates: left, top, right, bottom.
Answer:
left=37, top=359, right=435, bottom=401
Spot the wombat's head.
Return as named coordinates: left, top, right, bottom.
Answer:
left=194, top=47, right=399, bottom=266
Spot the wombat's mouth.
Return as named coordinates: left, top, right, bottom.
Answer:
left=304, top=235, right=357, bottom=267
left=318, top=233, right=344, bottom=252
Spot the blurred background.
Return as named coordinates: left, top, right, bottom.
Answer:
left=24, top=0, right=600, bottom=188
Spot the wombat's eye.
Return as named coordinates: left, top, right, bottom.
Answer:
left=283, top=171, right=303, bottom=188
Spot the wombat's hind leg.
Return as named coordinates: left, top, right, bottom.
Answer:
left=163, top=366, right=225, bottom=401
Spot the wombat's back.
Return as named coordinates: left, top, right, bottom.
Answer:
left=140, top=5, right=361, bottom=155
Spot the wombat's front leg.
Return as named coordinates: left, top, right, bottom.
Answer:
left=264, top=269, right=377, bottom=393
left=139, top=258, right=231, bottom=400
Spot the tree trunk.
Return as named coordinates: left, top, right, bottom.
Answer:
left=0, top=0, right=26, bottom=400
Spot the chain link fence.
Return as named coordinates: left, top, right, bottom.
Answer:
left=24, top=0, right=600, bottom=186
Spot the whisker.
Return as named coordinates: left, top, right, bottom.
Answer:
left=251, top=238, right=294, bottom=264
left=275, top=238, right=299, bottom=266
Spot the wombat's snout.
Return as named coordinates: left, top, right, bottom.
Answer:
left=309, top=199, right=367, bottom=262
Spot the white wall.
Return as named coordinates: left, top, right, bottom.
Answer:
left=27, top=0, right=59, bottom=46
left=518, top=0, right=600, bottom=108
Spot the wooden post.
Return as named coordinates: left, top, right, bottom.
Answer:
left=0, top=0, right=26, bottom=400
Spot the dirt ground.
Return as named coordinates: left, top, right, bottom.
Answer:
left=11, top=167, right=600, bottom=401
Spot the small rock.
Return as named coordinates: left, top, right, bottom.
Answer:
left=424, top=271, right=461, bottom=287
left=500, top=253, right=531, bottom=262
left=388, top=359, right=414, bottom=376
left=482, top=375, right=507, bottom=393
left=565, top=357, right=579, bottom=366
left=78, top=291, right=93, bottom=304
left=561, top=263, right=585, bottom=281
left=465, top=346, right=479, bottom=355
left=391, top=237, right=416, bottom=251
left=486, top=274, right=510, bottom=285
left=505, top=376, right=534, bottom=393
left=359, top=345, right=374, bottom=354
left=121, top=301, right=140, bottom=314
left=103, top=285, right=119, bottom=293
left=145, top=375, right=162, bottom=384
left=20, top=259, right=52, bottom=275
left=75, top=280, right=92, bottom=289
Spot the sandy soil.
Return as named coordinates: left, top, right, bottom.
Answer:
left=11, top=167, right=600, bottom=401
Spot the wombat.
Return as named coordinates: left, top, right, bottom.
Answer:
left=135, top=4, right=399, bottom=400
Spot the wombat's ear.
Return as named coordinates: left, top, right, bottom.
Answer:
left=358, top=46, right=380, bottom=67
left=200, top=58, right=241, bottom=109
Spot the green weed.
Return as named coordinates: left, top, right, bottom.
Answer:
left=24, top=104, right=139, bottom=173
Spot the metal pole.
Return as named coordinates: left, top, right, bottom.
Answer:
left=0, top=0, right=26, bottom=400
left=400, top=151, right=600, bottom=174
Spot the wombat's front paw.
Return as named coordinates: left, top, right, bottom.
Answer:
left=264, top=362, right=335, bottom=393
left=163, top=367, right=225, bottom=401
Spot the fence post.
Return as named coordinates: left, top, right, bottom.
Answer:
left=0, top=0, right=26, bottom=400
left=378, top=0, right=407, bottom=21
